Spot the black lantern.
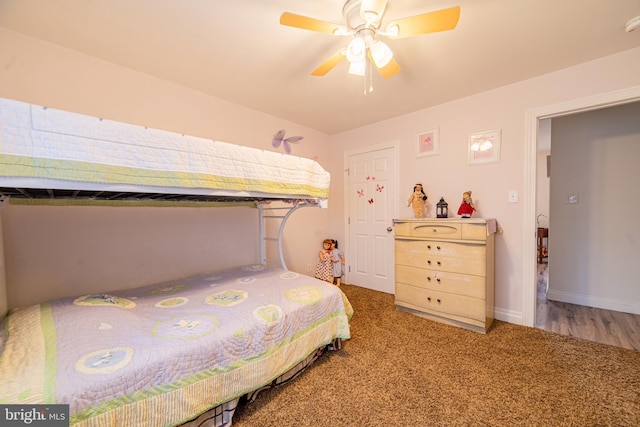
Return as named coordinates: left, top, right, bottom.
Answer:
left=436, top=197, right=449, bottom=218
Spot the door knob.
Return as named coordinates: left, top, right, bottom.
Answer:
left=387, top=227, right=393, bottom=232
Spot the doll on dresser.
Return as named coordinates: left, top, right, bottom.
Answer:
left=407, top=183, right=427, bottom=218
left=457, top=191, right=476, bottom=218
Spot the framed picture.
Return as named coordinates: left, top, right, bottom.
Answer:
left=416, top=128, right=439, bottom=158
left=468, top=129, right=501, bottom=164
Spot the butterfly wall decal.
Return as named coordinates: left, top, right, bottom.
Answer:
left=272, top=129, right=303, bottom=154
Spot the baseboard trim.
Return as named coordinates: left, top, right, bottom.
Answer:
left=494, top=307, right=524, bottom=326
left=547, top=289, right=640, bottom=315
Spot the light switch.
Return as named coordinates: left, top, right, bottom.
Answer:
left=508, top=190, right=518, bottom=203
left=567, top=194, right=579, bottom=204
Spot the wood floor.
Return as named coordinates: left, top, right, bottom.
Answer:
left=535, top=263, right=640, bottom=351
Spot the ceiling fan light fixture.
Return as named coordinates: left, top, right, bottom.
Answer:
left=370, top=40, right=393, bottom=67
left=382, top=24, right=399, bottom=37
left=346, top=36, right=366, bottom=62
left=348, top=58, right=366, bottom=76
left=626, top=15, right=640, bottom=32
left=333, top=26, right=350, bottom=36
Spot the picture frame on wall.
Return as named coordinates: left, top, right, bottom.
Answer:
left=468, top=129, right=501, bottom=164
left=416, top=128, right=439, bottom=158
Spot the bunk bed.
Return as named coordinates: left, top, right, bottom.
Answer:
left=0, top=97, right=352, bottom=427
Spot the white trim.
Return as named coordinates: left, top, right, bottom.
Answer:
left=494, top=307, right=523, bottom=325
left=546, top=290, right=640, bottom=316
left=522, top=85, right=640, bottom=327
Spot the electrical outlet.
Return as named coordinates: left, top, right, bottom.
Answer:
left=508, top=190, right=518, bottom=203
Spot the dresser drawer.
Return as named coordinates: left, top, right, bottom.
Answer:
left=395, top=239, right=486, bottom=276
left=395, top=283, right=485, bottom=322
left=395, top=264, right=486, bottom=299
left=395, top=221, right=461, bottom=239
left=461, top=223, right=488, bottom=241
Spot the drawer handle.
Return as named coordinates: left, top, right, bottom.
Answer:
left=437, top=299, right=442, bottom=304
left=427, top=260, right=431, bottom=265
left=437, top=261, right=441, bottom=266
left=432, top=228, right=437, bottom=233
left=427, top=245, right=431, bottom=250
left=427, top=297, right=432, bottom=302
left=427, top=276, right=431, bottom=282
left=437, top=245, right=441, bottom=250
left=436, top=278, right=441, bottom=283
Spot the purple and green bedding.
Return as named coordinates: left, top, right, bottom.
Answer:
left=0, top=265, right=352, bottom=426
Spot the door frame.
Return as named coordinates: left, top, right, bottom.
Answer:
left=522, top=85, right=640, bottom=326
left=343, top=140, right=400, bottom=288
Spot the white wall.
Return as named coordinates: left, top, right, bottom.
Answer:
left=0, top=27, right=332, bottom=309
left=548, top=102, right=640, bottom=314
left=328, top=47, right=640, bottom=324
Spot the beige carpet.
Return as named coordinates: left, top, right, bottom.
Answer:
left=232, top=284, right=640, bottom=426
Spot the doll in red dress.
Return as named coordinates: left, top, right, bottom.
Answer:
left=457, top=191, right=476, bottom=218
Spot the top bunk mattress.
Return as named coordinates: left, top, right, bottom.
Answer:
left=0, top=98, right=330, bottom=203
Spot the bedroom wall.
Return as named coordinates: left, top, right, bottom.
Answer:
left=3, top=203, right=260, bottom=308
left=0, top=27, right=333, bottom=309
left=327, top=47, right=640, bottom=325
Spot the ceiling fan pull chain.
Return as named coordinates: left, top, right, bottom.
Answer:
left=363, top=58, right=373, bottom=95
left=369, top=59, right=374, bottom=93
left=363, top=64, right=367, bottom=95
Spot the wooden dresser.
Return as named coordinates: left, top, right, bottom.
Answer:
left=393, top=218, right=496, bottom=333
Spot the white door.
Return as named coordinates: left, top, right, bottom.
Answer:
left=346, top=145, right=397, bottom=293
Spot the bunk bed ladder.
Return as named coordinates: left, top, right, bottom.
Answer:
left=258, top=202, right=313, bottom=271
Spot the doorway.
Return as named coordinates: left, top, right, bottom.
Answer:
left=523, top=85, right=640, bottom=327
left=344, top=142, right=399, bottom=294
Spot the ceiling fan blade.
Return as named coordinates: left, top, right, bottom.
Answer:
left=311, top=50, right=346, bottom=76
left=280, top=12, right=344, bottom=35
left=376, top=57, right=401, bottom=79
left=387, top=6, right=460, bottom=39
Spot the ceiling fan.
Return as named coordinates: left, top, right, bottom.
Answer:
left=280, top=0, right=460, bottom=79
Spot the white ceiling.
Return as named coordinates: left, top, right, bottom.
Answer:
left=1, top=0, right=639, bottom=135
